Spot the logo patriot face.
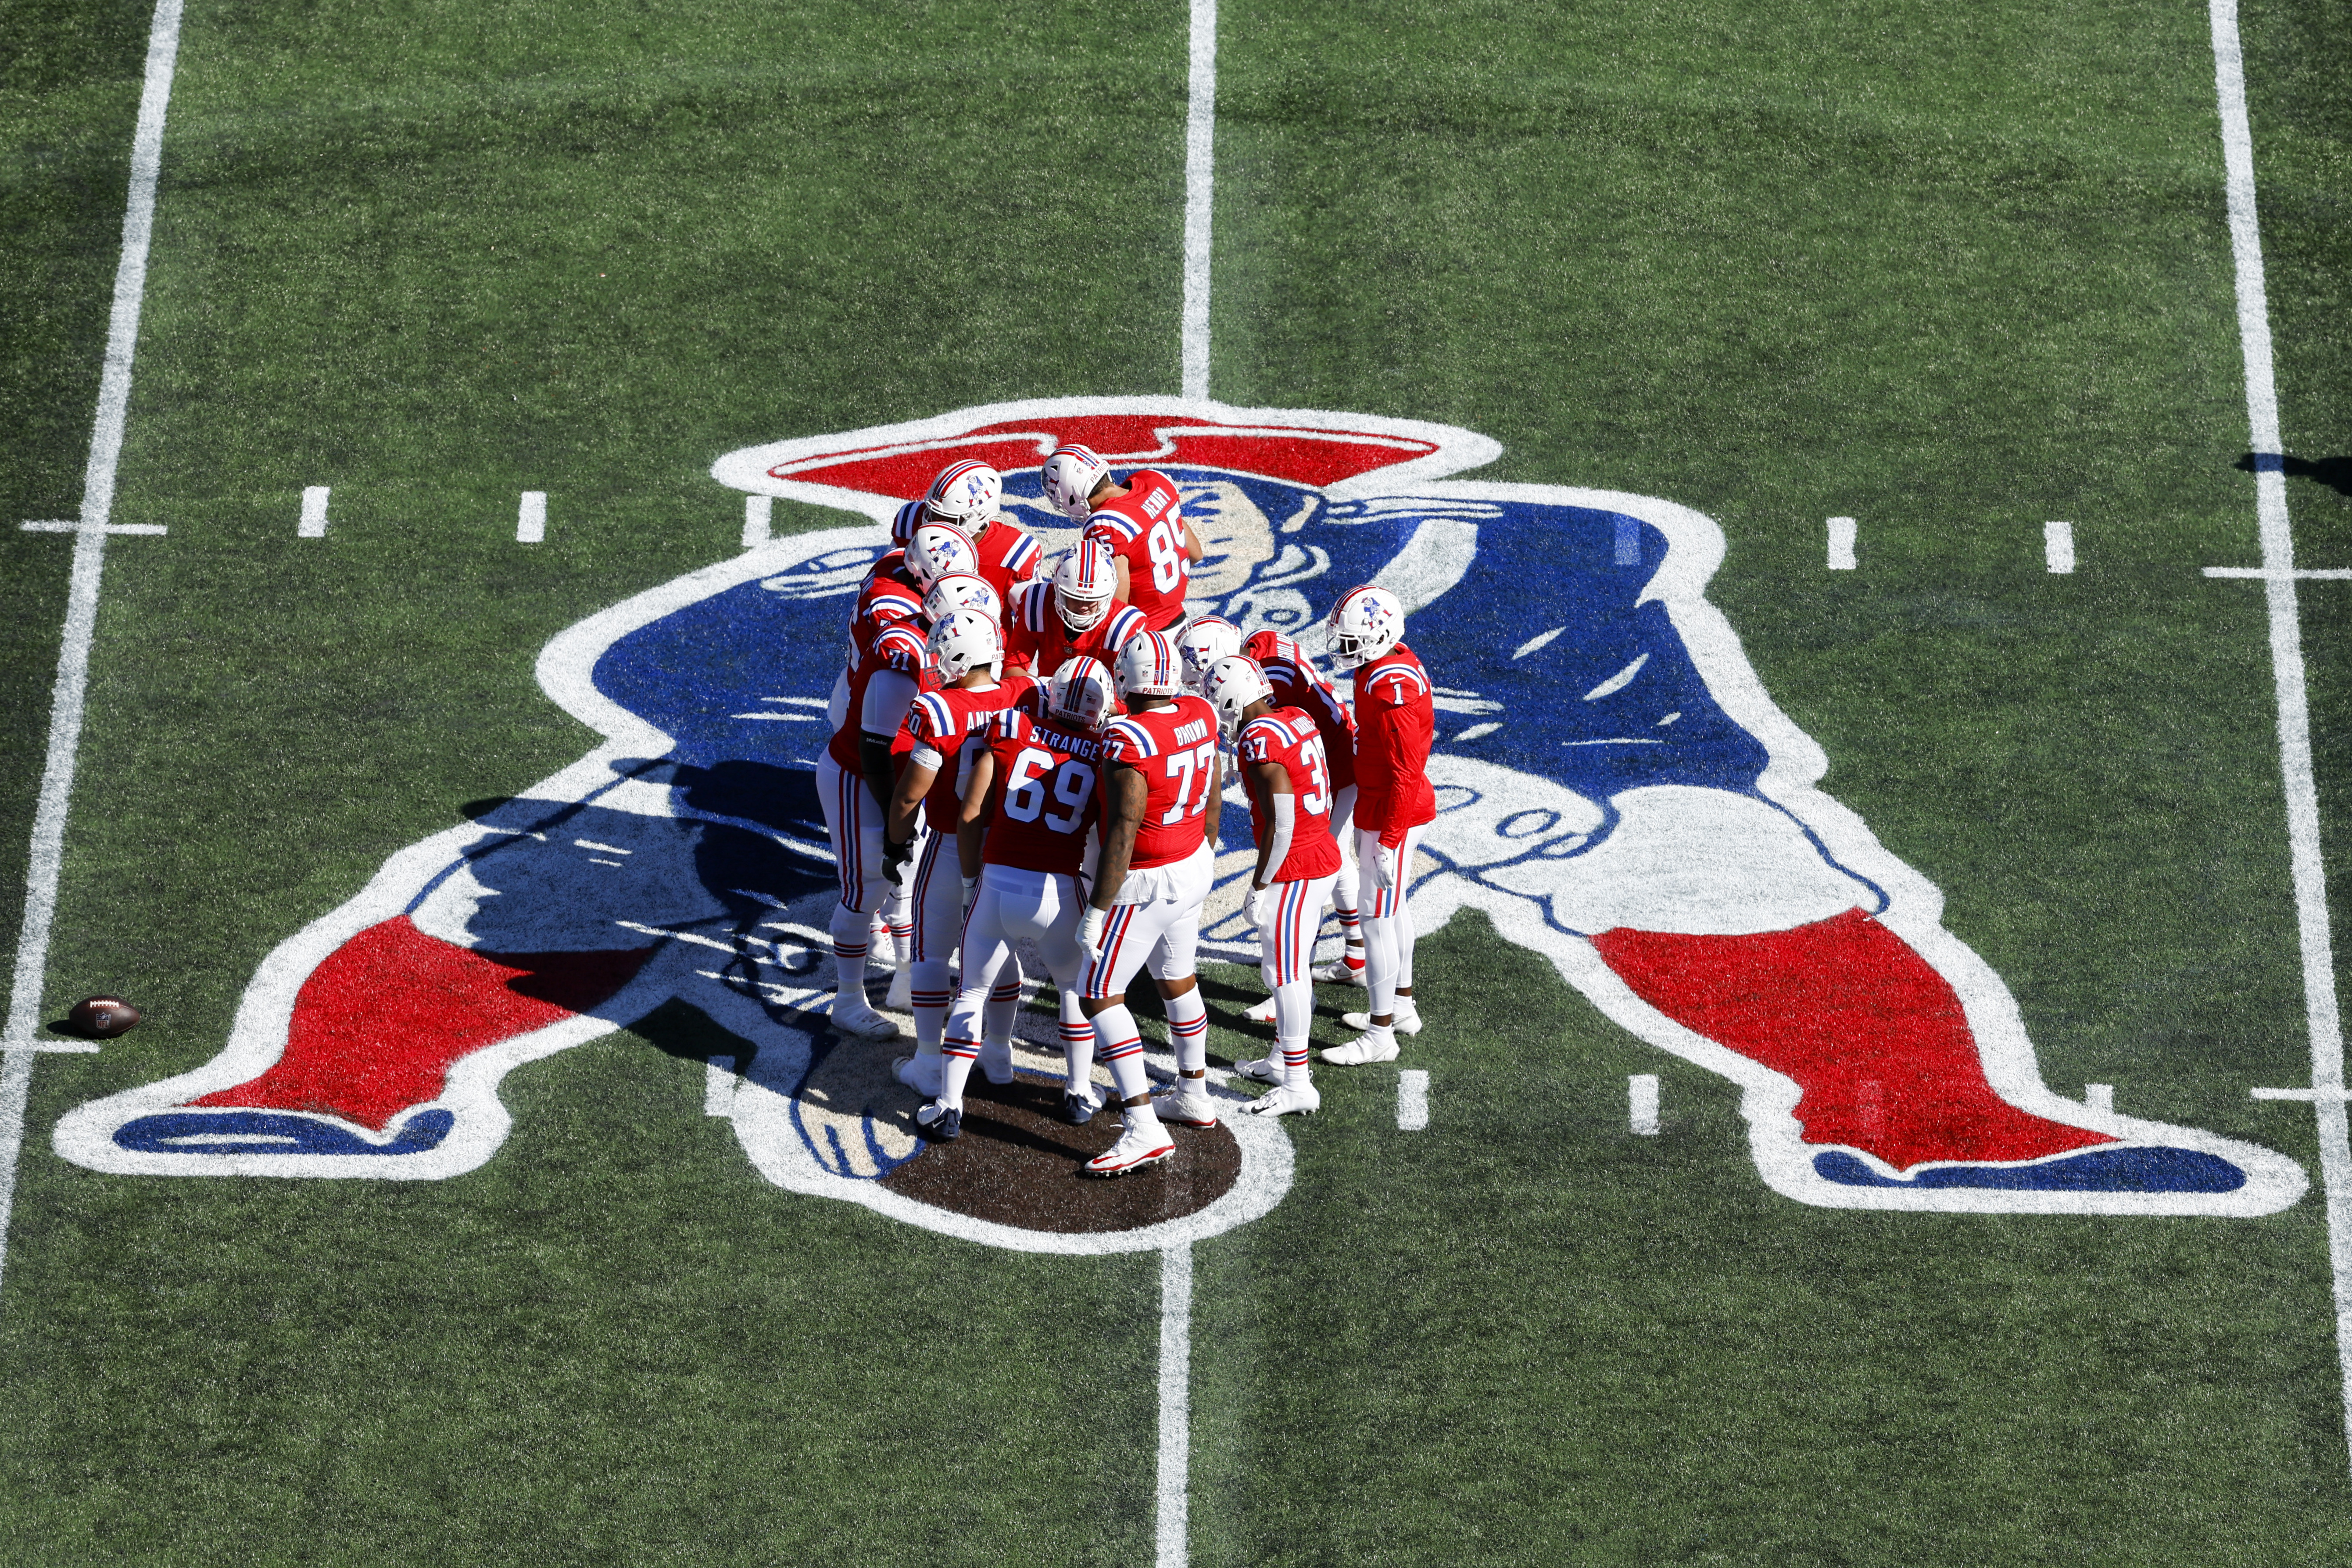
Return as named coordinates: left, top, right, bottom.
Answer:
left=54, top=397, right=2305, bottom=1222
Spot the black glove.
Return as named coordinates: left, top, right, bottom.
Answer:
left=881, top=838, right=916, bottom=888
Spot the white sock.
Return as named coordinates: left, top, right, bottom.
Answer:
left=829, top=902, right=871, bottom=998
left=910, top=958, right=952, bottom=1048
left=1091, top=1004, right=1155, bottom=1107
left=1164, top=987, right=1208, bottom=1076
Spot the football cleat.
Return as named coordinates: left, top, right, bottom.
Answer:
left=1246, top=1083, right=1321, bottom=1117
left=1233, top=1055, right=1282, bottom=1084
left=1312, top=958, right=1367, bottom=987
left=832, top=995, right=900, bottom=1040
left=1321, top=1030, right=1400, bottom=1066
left=892, top=1053, right=943, bottom=1097
left=1242, top=995, right=1278, bottom=1024
left=1341, top=997, right=1421, bottom=1035
left=1155, top=1081, right=1221, bottom=1128
left=913, top=1100, right=962, bottom=1141
left=1084, top=1115, right=1176, bottom=1177
left=1060, top=1088, right=1100, bottom=1125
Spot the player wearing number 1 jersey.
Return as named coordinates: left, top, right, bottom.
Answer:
left=1244, top=626, right=1367, bottom=985
left=1203, top=656, right=1343, bottom=1117
left=1074, top=633, right=1224, bottom=1177
left=916, top=658, right=1119, bottom=1142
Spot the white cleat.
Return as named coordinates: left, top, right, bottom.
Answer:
left=1340, top=997, right=1421, bottom=1036
left=1246, top=1082, right=1321, bottom=1117
left=1154, top=1082, right=1220, bottom=1128
left=978, top=1037, right=1016, bottom=1086
left=1243, top=995, right=1278, bottom=1024
left=1085, top=1115, right=1176, bottom=1177
left=1321, top=1030, right=1400, bottom=1066
left=1312, top=958, right=1368, bottom=987
left=831, top=995, right=900, bottom=1040
left=891, top=1053, right=942, bottom=1096
left=1233, top=1055, right=1281, bottom=1084
left=884, top=967, right=913, bottom=1010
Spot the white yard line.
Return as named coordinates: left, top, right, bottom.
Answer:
left=1397, top=1068, right=1430, bottom=1131
left=2044, top=521, right=2076, bottom=574
left=0, top=0, right=187, bottom=1290
left=1826, top=516, right=1857, bottom=571
left=1179, top=0, right=1218, bottom=401
left=1156, top=1242, right=1193, bottom=1568
left=1629, top=1073, right=1660, bottom=1136
left=299, top=485, right=329, bottom=538
left=2206, top=0, right=2352, bottom=1471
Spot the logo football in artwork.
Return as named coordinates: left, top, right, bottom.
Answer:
left=54, top=397, right=2307, bottom=1224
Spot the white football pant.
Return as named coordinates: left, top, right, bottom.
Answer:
left=1260, top=871, right=1337, bottom=1088
left=1357, top=822, right=1426, bottom=1022
left=939, top=866, right=1088, bottom=1111
left=1083, top=844, right=1214, bottom=1108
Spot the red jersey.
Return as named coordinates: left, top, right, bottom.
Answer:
left=976, top=709, right=1107, bottom=878
left=971, top=519, right=1043, bottom=605
left=848, top=554, right=923, bottom=668
left=1003, top=581, right=1148, bottom=678
left=826, top=619, right=928, bottom=772
left=898, top=676, right=1035, bottom=831
left=1242, top=630, right=1358, bottom=792
left=1081, top=469, right=1190, bottom=630
left=1237, top=707, right=1344, bottom=883
left=1352, top=644, right=1436, bottom=845
left=1101, top=693, right=1221, bottom=870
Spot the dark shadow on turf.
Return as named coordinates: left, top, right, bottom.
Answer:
left=2237, top=451, right=2352, bottom=499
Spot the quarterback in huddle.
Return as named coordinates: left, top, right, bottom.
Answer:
left=819, top=447, right=1426, bottom=1179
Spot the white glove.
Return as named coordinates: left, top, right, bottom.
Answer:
left=1371, top=841, right=1398, bottom=891
left=1241, top=881, right=1266, bottom=929
left=1078, top=906, right=1106, bottom=955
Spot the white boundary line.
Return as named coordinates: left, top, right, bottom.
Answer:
left=1179, top=0, right=1218, bottom=401
left=2206, top=0, right=2352, bottom=1468
left=0, top=0, right=186, bottom=1290
left=1155, top=1242, right=1193, bottom=1568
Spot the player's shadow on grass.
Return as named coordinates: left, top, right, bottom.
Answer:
left=2238, top=452, right=2352, bottom=499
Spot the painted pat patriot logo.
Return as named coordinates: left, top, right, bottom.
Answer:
left=54, top=396, right=2306, bottom=1228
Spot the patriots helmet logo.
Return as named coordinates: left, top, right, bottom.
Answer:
left=54, top=397, right=2307, bottom=1224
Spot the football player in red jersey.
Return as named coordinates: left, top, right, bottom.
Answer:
left=914, top=657, right=1121, bottom=1140
left=1243, top=626, right=1366, bottom=987
left=880, top=609, right=1033, bottom=1092
left=818, top=612, right=928, bottom=1042
left=1073, top=632, right=1225, bottom=1176
left=890, top=459, right=1043, bottom=604
left=1203, top=655, right=1344, bottom=1117
left=1041, top=442, right=1203, bottom=631
left=1003, top=542, right=1149, bottom=678
left=1321, top=585, right=1435, bottom=1064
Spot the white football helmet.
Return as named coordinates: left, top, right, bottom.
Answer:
left=1049, top=655, right=1118, bottom=731
left=928, top=607, right=1002, bottom=682
left=1114, top=630, right=1185, bottom=700
left=1325, top=584, right=1405, bottom=668
left=906, top=523, right=978, bottom=591
left=1175, top=615, right=1241, bottom=688
left=1040, top=443, right=1111, bottom=521
left=924, top=459, right=1002, bottom=536
left=1052, top=542, right=1117, bottom=631
left=1200, top=655, right=1271, bottom=733
left=921, top=571, right=1002, bottom=626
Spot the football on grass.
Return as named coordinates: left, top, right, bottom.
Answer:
left=67, top=996, right=140, bottom=1038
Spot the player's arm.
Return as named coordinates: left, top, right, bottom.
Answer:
left=1203, top=747, right=1224, bottom=844
left=885, top=744, right=936, bottom=848
left=1112, top=554, right=1133, bottom=604
left=1091, top=761, right=1147, bottom=913
left=1183, top=520, right=1203, bottom=563
left=956, top=747, right=996, bottom=882
left=1243, top=756, right=1291, bottom=888
left=858, top=665, right=920, bottom=813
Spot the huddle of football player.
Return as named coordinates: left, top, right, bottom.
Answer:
left=812, top=444, right=1437, bottom=1178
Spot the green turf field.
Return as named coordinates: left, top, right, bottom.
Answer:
left=3, top=0, right=2350, bottom=1562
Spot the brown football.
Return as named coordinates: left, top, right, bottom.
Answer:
left=67, top=996, right=141, bottom=1038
